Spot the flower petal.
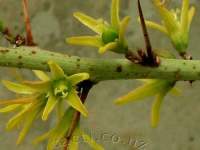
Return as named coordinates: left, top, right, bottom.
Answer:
left=151, top=92, right=167, bottom=128
left=33, top=131, right=51, bottom=144
left=33, top=70, right=50, bottom=81
left=188, top=6, right=195, bottom=30
left=48, top=61, right=65, bottom=79
left=154, top=49, right=175, bottom=58
left=23, top=81, right=50, bottom=92
left=73, top=12, right=104, bottom=34
left=17, top=106, right=40, bottom=145
left=81, top=130, right=104, bottom=150
left=153, top=0, right=179, bottom=34
left=68, top=73, right=90, bottom=86
left=47, top=108, right=74, bottom=150
left=111, top=0, right=120, bottom=29
left=98, top=42, right=118, bottom=54
left=42, top=93, right=58, bottom=121
left=115, top=80, right=170, bottom=105
left=140, top=19, right=168, bottom=35
left=56, top=100, right=64, bottom=122
left=0, top=97, right=33, bottom=105
left=66, top=36, right=103, bottom=48
left=0, top=104, right=20, bottom=113
left=2, top=80, right=37, bottom=94
left=66, top=90, right=88, bottom=117
left=181, top=0, right=189, bottom=30
left=119, top=16, right=130, bottom=44
left=6, top=104, right=32, bottom=130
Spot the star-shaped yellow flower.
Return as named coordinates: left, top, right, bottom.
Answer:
left=0, top=61, right=90, bottom=145
left=142, top=0, right=195, bottom=54
left=66, top=0, right=130, bottom=54
left=34, top=108, right=104, bottom=150
left=115, top=79, right=180, bottom=127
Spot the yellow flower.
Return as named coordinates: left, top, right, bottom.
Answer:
left=34, top=111, right=104, bottom=150
left=142, top=0, right=195, bottom=53
left=115, top=79, right=180, bottom=127
left=66, top=0, right=130, bottom=54
left=0, top=61, right=90, bottom=145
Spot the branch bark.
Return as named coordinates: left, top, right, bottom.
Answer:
left=0, top=46, right=200, bottom=81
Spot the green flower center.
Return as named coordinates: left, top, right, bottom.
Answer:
left=53, top=79, right=72, bottom=98
left=102, top=27, right=118, bottom=44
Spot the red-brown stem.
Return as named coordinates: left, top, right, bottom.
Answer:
left=137, top=0, right=156, bottom=65
left=22, top=0, right=35, bottom=46
left=63, top=80, right=94, bottom=150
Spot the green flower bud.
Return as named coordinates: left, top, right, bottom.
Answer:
left=102, top=27, right=118, bottom=44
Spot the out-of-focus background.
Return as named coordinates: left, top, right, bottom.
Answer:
left=0, top=0, right=200, bottom=149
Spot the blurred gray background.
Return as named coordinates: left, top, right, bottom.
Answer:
left=0, top=0, right=200, bottom=149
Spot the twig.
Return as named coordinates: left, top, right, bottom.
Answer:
left=22, top=0, right=36, bottom=46
left=63, top=80, right=95, bottom=150
left=0, top=46, right=200, bottom=81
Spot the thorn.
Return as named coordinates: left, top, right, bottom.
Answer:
left=22, top=0, right=36, bottom=46
left=137, top=0, right=159, bottom=66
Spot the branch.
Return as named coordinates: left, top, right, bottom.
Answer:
left=0, top=46, right=200, bottom=81
left=63, top=80, right=94, bottom=150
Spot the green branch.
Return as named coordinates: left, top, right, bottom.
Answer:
left=0, top=46, right=199, bottom=81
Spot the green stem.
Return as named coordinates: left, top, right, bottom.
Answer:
left=0, top=46, right=200, bottom=81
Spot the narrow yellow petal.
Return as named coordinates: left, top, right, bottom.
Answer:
left=115, top=80, right=165, bottom=105
left=151, top=92, right=166, bottom=128
left=48, top=61, right=65, bottom=79
left=0, top=104, right=20, bottom=113
left=188, top=6, right=195, bottom=30
left=0, top=97, right=33, bottom=105
left=153, top=49, right=175, bottom=58
left=47, top=108, right=74, bottom=150
left=56, top=100, right=64, bottom=122
left=66, top=36, right=103, bottom=47
left=119, top=16, right=130, bottom=44
left=140, top=19, right=168, bottom=35
left=42, top=94, right=58, bottom=121
left=153, top=0, right=179, bottom=34
left=98, top=42, right=118, bottom=54
left=23, top=81, right=50, bottom=92
left=73, top=12, right=104, bottom=34
left=68, top=73, right=90, bottom=86
left=67, top=90, right=88, bottom=117
left=33, top=70, right=50, bottom=81
left=6, top=104, right=32, bottom=130
left=17, top=108, right=39, bottom=145
left=2, top=80, right=36, bottom=94
left=33, top=131, right=51, bottom=144
left=81, top=130, right=104, bottom=150
left=181, top=0, right=189, bottom=30
left=111, top=0, right=120, bottom=29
